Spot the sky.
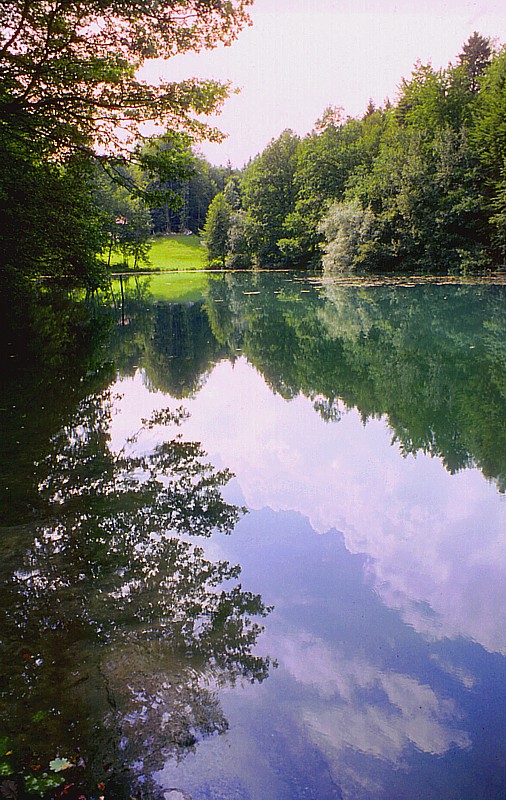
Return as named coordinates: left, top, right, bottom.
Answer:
left=141, top=0, right=506, bottom=167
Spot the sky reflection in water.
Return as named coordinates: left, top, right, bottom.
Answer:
left=3, top=277, right=504, bottom=799
left=110, top=348, right=506, bottom=800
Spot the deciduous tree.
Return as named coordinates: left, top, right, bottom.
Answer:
left=203, top=192, right=233, bottom=267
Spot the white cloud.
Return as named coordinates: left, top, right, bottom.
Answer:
left=275, top=631, right=470, bottom=783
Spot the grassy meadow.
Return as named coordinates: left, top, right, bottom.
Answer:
left=110, top=233, right=207, bottom=272
left=148, top=234, right=206, bottom=271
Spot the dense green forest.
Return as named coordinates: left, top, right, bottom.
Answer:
left=203, top=33, right=506, bottom=274
left=1, top=5, right=505, bottom=327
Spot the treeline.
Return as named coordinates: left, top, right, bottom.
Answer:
left=203, top=33, right=506, bottom=273
left=2, top=9, right=505, bottom=310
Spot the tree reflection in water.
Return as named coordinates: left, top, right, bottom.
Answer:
left=0, top=392, right=272, bottom=799
left=204, top=275, right=506, bottom=491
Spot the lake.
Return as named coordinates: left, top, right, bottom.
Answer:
left=1, top=272, right=505, bottom=800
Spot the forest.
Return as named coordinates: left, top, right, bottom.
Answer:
left=203, top=33, right=506, bottom=274
left=1, top=4, right=505, bottom=327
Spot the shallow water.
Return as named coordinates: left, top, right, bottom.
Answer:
left=1, top=273, right=505, bottom=799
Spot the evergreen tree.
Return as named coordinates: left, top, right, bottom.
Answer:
left=459, top=31, right=493, bottom=93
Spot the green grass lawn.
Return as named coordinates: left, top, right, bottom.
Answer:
left=148, top=233, right=207, bottom=270
left=110, top=233, right=207, bottom=271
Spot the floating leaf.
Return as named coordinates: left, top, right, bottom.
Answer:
left=49, top=757, right=73, bottom=772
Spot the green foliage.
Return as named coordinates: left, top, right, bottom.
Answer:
left=223, top=174, right=243, bottom=210
left=226, top=210, right=255, bottom=269
left=145, top=136, right=231, bottom=235
left=241, top=129, right=300, bottom=266
left=0, top=1, right=252, bottom=155
left=139, top=132, right=196, bottom=191
left=471, top=47, right=506, bottom=258
left=338, top=123, right=488, bottom=271
left=202, top=192, right=233, bottom=267
left=0, top=139, right=108, bottom=292
left=24, top=772, right=65, bottom=795
left=0, top=0, right=251, bottom=297
left=327, top=42, right=492, bottom=273
left=280, top=110, right=386, bottom=266
left=213, top=34, right=503, bottom=273
left=395, top=61, right=474, bottom=133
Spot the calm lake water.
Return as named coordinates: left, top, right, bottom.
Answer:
left=1, top=273, right=505, bottom=800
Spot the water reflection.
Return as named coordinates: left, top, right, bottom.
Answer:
left=154, top=358, right=505, bottom=656
left=0, top=384, right=272, bottom=798
left=112, top=273, right=506, bottom=490
left=158, top=507, right=502, bottom=800
left=204, top=274, right=506, bottom=490
left=2, top=274, right=506, bottom=799
left=281, top=634, right=470, bottom=759
left=100, top=273, right=505, bottom=797
left=111, top=276, right=227, bottom=398
left=107, top=274, right=506, bottom=658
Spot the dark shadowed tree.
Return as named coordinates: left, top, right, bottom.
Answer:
left=458, top=31, right=493, bottom=93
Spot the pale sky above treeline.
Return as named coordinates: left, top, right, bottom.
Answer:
left=141, top=0, right=506, bottom=167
